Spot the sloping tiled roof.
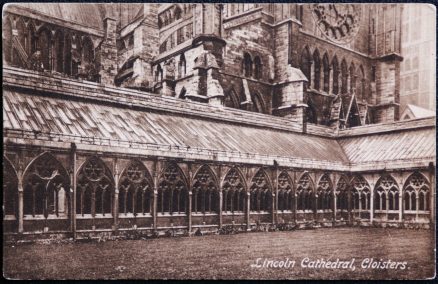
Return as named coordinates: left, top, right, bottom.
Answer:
left=338, top=128, right=435, bottom=165
left=3, top=90, right=349, bottom=164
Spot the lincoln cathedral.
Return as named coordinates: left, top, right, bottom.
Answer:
left=2, top=3, right=435, bottom=240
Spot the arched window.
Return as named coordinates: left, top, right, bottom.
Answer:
left=174, top=6, right=182, bottom=20
left=357, top=65, right=365, bottom=101
left=403, top=172, right=430, bottom=212
left=296, top=173, right=314, bottom=211
left=178, top=87, right=187, bottom=99
left=178, top=53, right=186, bottom=78
left=335, top=176, right=348, bottom=211
left=341, top=59, right=348, bottom=94
left=277, top=171, right=293, bottom=211
left=243, top=52, right=253, bottom=77
left=254, top=56, right=262, bottom=79
left=157, top=163, right=188, bottom=214
left=306, top=100, right=317, bottom=124
left=155, top=64, right=163, bottom=82
left=3, top=157, right=18, bottom=218
left=313, top=49, right=321, bottom=90
left=3, top=16, right=12, bottom=65
left=300, top=47, right=312, bottom=86
left=222, top=168, right=246, bottom=213
left=351, top=175, right=371, bottom=211
left=322, top=53, right=330, bottom=93
left=224, top=89, right=240, bottom=109
left=332, top=56, right=339, bottom=95
left=64, top=33, right=72, bottom=75
left=77, top=156, right=114, bottom=216
left=349, top=63, right=356, bottom=93
left=82, top=36, right=94, bottom=66
left=250, top=169, right=272, bottom=212
left=118, top=160, right=153, bottom=216
left=374, top=175, right=399, bottom=211
left=53, top=30, right=64, bottom=73
left=252, top=92, right=266, bottom=114
left=38, top=28, right=51, bottom=70
left=317, top=174, right=333, bottom=211
left=23, top=153, right=70, bottom=218
left=192, top=165, right=218, bottom=214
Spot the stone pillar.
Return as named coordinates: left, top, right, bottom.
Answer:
left=152, top=160, right=158, bottom=232
left=370, top=182, right=374, bottom=224
left=18, top=178, right=24, bottom=233
left=310, top=62, right=314, bottom=89
left=113, top=159, right=120, bottom=232
left=271, top=193, right=276, bottom=225
left=188, top=191, right=192, bottom=234
left=218, top=191, right=223, bottom=229
left=347, top=180, right=352, bottom=226
left=332, top=174, right=336, bottom=225
left=346, top=73, right=350, bottom=94
left=293, top=172, right=297, bottom=224
left=246, top=191, right=251, bottom=231
left=429, top=165, right=435, bottom=226
left=70, top=143, right=77, bottom=240
left=398, top=184, right=403, bottom=222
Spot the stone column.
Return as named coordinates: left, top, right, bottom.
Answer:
left=113, top=159, right=119, bottom=232
left=293, top=172, right=297, bottom=224
left=369, top=182, right=374, bottom=224
left=347, top=180, right=352, bottom=226
left=218, top=191, right=223, bottom=229
left=18, top=178, right=24, bottom=233
left=429, top=166, right=435, bottom=226
left=332, top=174, right=336, bottom=225
left=152, top=160, right=158, bottom=232
left=246, top=191, right=251, bottom=231
left=70, top=143, right=77, bottom=240
left=188, top=191, right=192, bottom=234
left=310, top=62, right=314, bottom=89
left=328, top=67, right=333, bottom=95
left=271, top=193, right=276, bottom=225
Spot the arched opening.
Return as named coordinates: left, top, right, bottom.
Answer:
left=317, top=174, right=333, bottom=211
left=357, top=65, right=365, bottom=101
left=53, top=30, right=64, bottom=73
left=300, top=47, right=312, bottom=87
left=403, top=172, right=430, bottom=214
left=37, top=28, right=51, bottom=70
left=351, top=176, right=371, bottom=217
left=222, top=168, right=246, bottom=213
left=64, top=33, right=72, bottom=75
left=118, top=160, right=153, bottom=216
left=23, top=153, right=70, bottom=218
left=224, top=89, right=240, bottom=109
left=250, top=169, right=272, bottom=212
left=306, top=100, right=317, bottom=124
left=296, top=173, right=314, bottom=212
left=178, top=87, right=187, bottom=99
left=322, top=53, right=330, bottom=93
left=3, top=157, right=19, bottom=219
left=335, top=177, right=348, bottom=212
left=178, top=53, right=186, bottom=78
left=77, top=156, right=114, bottom=216
left=277, top=171, right=293, bottom=211
left=341, top=59, right=348, bottom=94
left=243, top=52, right=253, bottom=77
left=313, top=49, right=321, bottom=90
left=157, top=163, right=188, bottom=215
left=174, top=5, right=182, bottom=20
left=252, top=92, right=266, bottom=114
left=254, top=56, right=262, bottom=79
left=374, top=175, right=399, bottom=212
left=155, top=64, right=163, bottom=82
left=332, top=56, right=340, bottom=95
left=192, top=165, right=219, bottom=214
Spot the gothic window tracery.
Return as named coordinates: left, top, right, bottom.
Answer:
left=192, top=165, right=218, bottom=214
left=23, top=153, right=70, bottom=218
left=77, top=156, right=114, bottom=216
left=243, top=52, right=253, bottom=77
left=119, top=160, right=153, bottom=216
left=403, top=172, right=430, bottom=212
left=313, top=49, right=321, bottom=90
left=335, top=176, right=348, bottom=211
left=317, top=174, right=332, bottom=211
left=277, top=171, right=293, bottom=211
left=222, top=168, right=246, bottom=213
left=351, top=175, right=370, bottom=211
left=3, top=158, right=19, bottom=217
left=374, top=175, right=399, bottom=211
left=250, top=169, right=272, bottom=212
left=296, top=173, right=314, bottom=211
left=322, top=53, right=330, bottom=93
left=157, top=163, right=188, bottom=214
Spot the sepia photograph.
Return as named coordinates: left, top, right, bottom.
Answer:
left=2, top=2, right=436, bottom=280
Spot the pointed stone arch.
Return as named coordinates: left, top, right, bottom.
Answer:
left=249, top=168, right=273, bottom=212
left=252, top=92, right=266, bottom=114
left=243, top=52, right=253, bottom=77
left=157, top=162, right=189, bottom=214
left=277, top=171, right=294, bottom=211
left=300, top=46, right=312, bottom=85
left=312, top=49, right=321, bottom=90
left=403, top=172, right=430, bottom=212
left=222, top=167, right=246, bottom=213
left=224, top=88, right=240, bottom=109
left=331, top=55, right=340, bottom=94
left=316, top=173, right=333, bottom=211
left=374, top=174, right=399, bottom=211
left=23, top=152, right=70, bottom=218
left=322, top=52, right=330, bottom=93
left=77, top=156, right=114, bottom=216
left=118, top=159, right=153, bottom=216
left=296, top=172, right=315, bottom=211
left=192, top=164, right=219, bottom=214
left=351, top=175, right=371, bottom=212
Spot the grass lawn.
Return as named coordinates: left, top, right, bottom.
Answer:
left=3, top=227, right=435, bottom=280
